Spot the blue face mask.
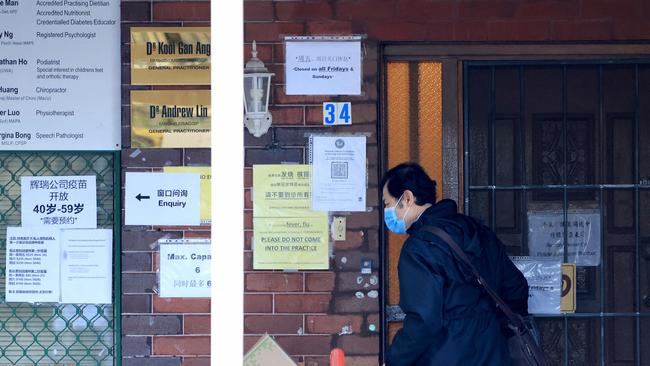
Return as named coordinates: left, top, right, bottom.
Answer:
left=384, top=194, right=410, bottom=234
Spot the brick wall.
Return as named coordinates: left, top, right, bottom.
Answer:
left=121, top=1, right=210, bottom=366
left=243, top=1, right=650, bottom=365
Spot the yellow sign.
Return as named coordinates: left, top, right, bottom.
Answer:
left=244, top=334, right=296, bottom=366
left=253, top=165, right=320, bottom=217
left=131, top=27, right=210, bottom=85
left=163, top=166, right=211, bottom=224
left=131, top=90, right=210, bottom=148
left=561, top=263, right=576, bottom=313
left=253, top=164, right=329, bottom=270
left=253, top=217, right=329, bottom=270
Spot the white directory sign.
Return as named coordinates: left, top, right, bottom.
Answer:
left=159, top=240, right=211, bottom=298
left=528, top=210, right=601, bottom=266
left=285, top=38, right=361, bottom=95
left=21, top=176, right=97, bottom=228
left=5, top=227, right=60, bottom=303
left=0, top=0, right=120, bottom=150
left=511, top=256, right=562, bottom=314
left=125, top=172, right=201, bottom=226
left=60, top=229, right=112, bottom=304
left=311, top=135, right=366, bottom=212
left=323, top=102, right=352, bottom=125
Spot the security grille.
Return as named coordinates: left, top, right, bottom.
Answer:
left=0, top=152, right=118, bottom=365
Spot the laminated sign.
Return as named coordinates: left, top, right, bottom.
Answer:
left=527, top=210, right=601, bottom=266
left=159, top=239, right=211, bottom=298
left=511, top=256, right=562, bottom=315
left=21, top=176, right=97, bottom=228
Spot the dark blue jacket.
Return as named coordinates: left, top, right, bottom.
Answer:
left=386, top=199, right=529, bottom=366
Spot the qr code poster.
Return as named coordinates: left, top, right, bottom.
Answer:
left=311, top=135, right=366, bottom=212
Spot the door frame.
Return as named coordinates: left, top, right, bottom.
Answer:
left=378, top=41, right=650, bottom=364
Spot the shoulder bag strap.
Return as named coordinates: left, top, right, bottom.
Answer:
left=419, top=225, right=525, bottom=330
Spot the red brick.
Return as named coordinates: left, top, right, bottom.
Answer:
left=275, top=335, right=333, bottom=356
left=244, top=315, right=303, bottom=334
left=182, top=358, right=210, bottom=366
left=395, top=0, right=456, bottom=21
left=153, top=2, right=210, bottom=21
left=488, top=20, right=551, bottom=41
left=276, top=1, right=333, bottom=21
left=184, top=231, right=211, bottom=239
left=347, top=356, right=381, bottom=366
left=245, top=23, right=305, bottom=42
left=346, top=211, right=379, bottom=229
left=334, top=294, right=379, bottom=313
left=306, top=20, right=353, bottom=35
left=244, top=251, right=253, bottom=271
left=244, top=168, right=253, bottom=188
left=244, top=43, right=273, bottom=64
left=152, top=251, right=160, bottom=271
left=336, top=0, right=395, bottom=21
left=514, top=0, right=579, bottom=19
left=306, top=315, right=363, bottom=334
left=275, top=294, right=332, bottom=313
left=335, top=230, right=365, bottom=250
left=270, top=106, right=304, bottom=126
left=153, top=296, right=210, bottom=313
left=453, top=21, right=489, bottom=41
left=274, top=85, right=334, bottom=104
left=245, top=189, right=252, bottom=209
left=551, top=20, right=613, bottom=40
left=184, top=315, right=210, bottom=335
left=121, top=2, right=150, bottom=21
left=245, top=273, right=304, bottom=292
left=337, top=335, right=379, bottom=355
left=244, top=210, right=253, bottom=229
left=244, top=231, right=253, bottom=250
left=366, top=313, right=380, bottom=333
left=459, top=1, right=517, bottom=19
left=244, top=1, right=275, bottom=21
left=304, top=357, right=330, bottom=366
left=244, top=294, right=273, bottom=313
left=581, top=0, right=640, bottom=19
left=267, top=64, right=285, bottom=84
left=365, top=21, right=454, bottom=41
left=334, top=252, right=379, bottom=272
left=612, top=21, right=642, bottom=40
left=153, top=336, right=210, bottom=356
left=366, top=230, right=379, bottom=251
left=305, top=272, right=335, bottom=292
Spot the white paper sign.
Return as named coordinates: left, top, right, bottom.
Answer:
left=125, top=172, right=201, bottom=226
left=527, top=210, right=601, bottom=266
left=323, top=102, right=352, bottom=125
left=21, top=176, right=97, bottom=228
left=159, top=240, right=211, bottom=298
left=285, top=39, right=361, bottom=95
left=60, top=229, right=112, bottom=304
left=5, top=227, right=60, bottom=303
left=311, top=135, right=366, bottom=212
left=0, top=0, right=121, bottom=150
left=511, top=256, right=562, bottom=314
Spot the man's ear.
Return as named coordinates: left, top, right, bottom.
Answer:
left=402, top=190, right=415, bottom=206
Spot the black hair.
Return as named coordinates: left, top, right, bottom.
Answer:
left=381, top=162, right=437, bottom=205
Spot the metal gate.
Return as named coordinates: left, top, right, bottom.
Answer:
left=0, top=152, right=120, bottom=365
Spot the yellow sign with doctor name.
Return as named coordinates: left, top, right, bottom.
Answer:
left=131, top=27, right=210, bottom=85
left=131, top=90, right=210, bottom=148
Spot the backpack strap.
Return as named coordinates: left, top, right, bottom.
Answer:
left=419, top=225, right=525, bottom=330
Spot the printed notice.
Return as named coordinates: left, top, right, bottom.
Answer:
left=163, top=166, right=211, bottom=224
left=21, top=176, right=97, bottom=228
left=253, top=164, right=322, bottom=218
left=125, top=172, right=201, bottom=226
left=527, top=210, right=601, bottom=266
left=311, top=135, right=367, bottom=212
left=60, top=229, right=112, bottom=304
left=131, top=90, right=210, bottom=148
left=131, top=27, right=211, bottom=85
left=285, top=38, right=361, bottom=95
left=159, top=240, right=211, bottom=298
left=0, top=0, right=120, bottom=150
left=511, top=256, right=562, bottom=314
left=253, top=217, right=329, bottom=270
left=5, top=227, right=60, bottom=303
